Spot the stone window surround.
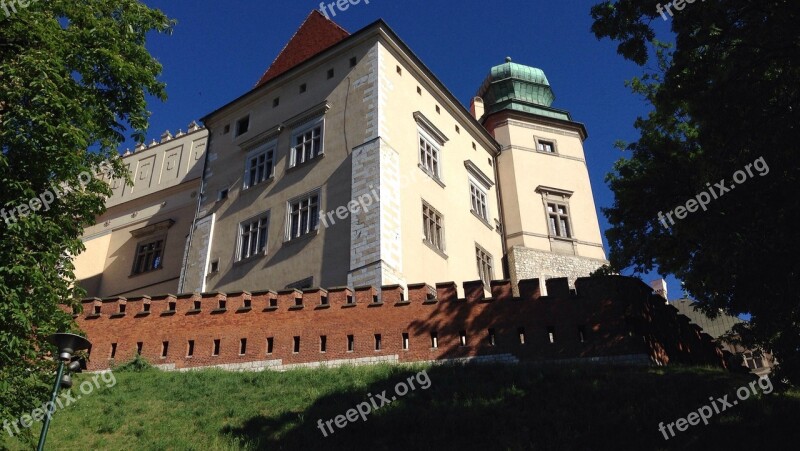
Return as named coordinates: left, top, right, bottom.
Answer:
left=535, top=186, right=576, bottom=242
left=414, top=111, right=449, bottom=185
left=242, top=140, right=277, bottom=190
left=284, top=188, right=322, bottom=243
left=475, top=242, right=494, bottom=287
left=236, top=210, right=271, bottom=263
left=533, top=135, right=559, bottom=155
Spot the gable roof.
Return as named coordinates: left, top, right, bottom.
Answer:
left=254, top=10, right=350, bottom=87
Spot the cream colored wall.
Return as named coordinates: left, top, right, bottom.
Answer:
left=378, top=42, right=505, bottom=292
left=76, top=128, right=207, bottom=298
left=198, top=39, right=378, bottom=292
left=495, top=120, right=606, bottom=260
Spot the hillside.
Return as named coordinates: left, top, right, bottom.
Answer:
left=3, top=362, right=798, bottom=450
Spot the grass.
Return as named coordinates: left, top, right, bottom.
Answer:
left=2, top=361, right=798, bottom=450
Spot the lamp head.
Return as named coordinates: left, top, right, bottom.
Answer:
left=47, top=333, right=92, bottom=361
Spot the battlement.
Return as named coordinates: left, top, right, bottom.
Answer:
left=119, top=120, right=205, bottom=158
left=72, top=276, right=725, bottom=372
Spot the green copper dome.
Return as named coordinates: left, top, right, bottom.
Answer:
left=476, top=58, right=571, bottom=121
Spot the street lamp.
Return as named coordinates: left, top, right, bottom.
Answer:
left=37, top=333, right=91, bottom=451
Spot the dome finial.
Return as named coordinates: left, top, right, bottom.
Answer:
left=505, top=56, right=512, bottom=63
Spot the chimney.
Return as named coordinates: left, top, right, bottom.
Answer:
left=470, top=97, right=485, bottom=121
left=649, top=279, right=668, bottom=303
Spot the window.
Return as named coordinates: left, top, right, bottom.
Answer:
left=422, top=202, right=445, bottom=252
left=536, top=138, right=556, bottom=153
left=132, top=239, right=164, bottom=274
left=470, top=182, right=489, bottom=221
left=243, top=145, right=275, bottom=188
left=235, top=116, right=250, bottom=137
left=161, top=341, right=169, bottom=358
left=217, top=188, right=229, bottom=201
left=273, top=97, right=280, bottom=108
left=290, top=119, right=324, bottom=167
left=435, top=105, right=441, bottom=114
left=547, top=202, right=572, bottom=238
left=320, top=335, right=327, bottom=353
left=209, top=260, right=219, bottom=274
left=238, top=213, right=269, bottom=260
left=418, top=134, right=440, bottom=178
left=744, top=351, right=764, bottom=369
left=119, top=304, right=126, bottom=314
left=299, top=83, right=307, bottom=93
left=430, top=331, right=438, bottom=349
left=402, top=333, right=409, bottom=350
left=417, top=86, right=422, bottom=95
left=110, top=343, right=117, bottom=358
left=136, top=342, right=143, bottom=355
left=459, top=331, right=467, bottom=347
left=487, top=329, right=496, bottom=346
left=287, top=192, right=319, bottom=240
left=267, top=337, right=274, bottom=354
left=93, top=305, right=101, bottom=315
left=168, top=301, right=176, bottom=311
left=327, top=68, right=334, bottom=79
left=143, top=303, right=150, bottom=312
left=375, top=334, right=382, bottom=351
left=223, top=124, right=230, bottom=135
left=396, top=65, right=402, bottom=75
left=240, top=338, right=247, bottom=355
left=347, top=335, right=354, bottom=352
left=547, top=327, right=555, bottom=344
left=187, top=340, right=195, bottom=357
left=193, top=300, right=201, bottom=310
left=350, top=56, right=357, bottom=67
left=578, top=326, right=586, bottom=343
left=518, top=327, right=526, bottom=345
left=212, top=339, right=221, bottom=356
left=476, top=246, right=494, bottom=286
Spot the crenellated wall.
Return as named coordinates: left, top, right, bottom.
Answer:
left=70, top=276, right=726, bottom=372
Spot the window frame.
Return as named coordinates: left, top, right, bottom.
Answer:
left=469, top=180, right=489, bottom=222
left=243, top=141, right=276, bottom=189
left=422, top=200, right=446, bottom=255
left=534, top=136, right=558, bottom=154
left=286, top=190, right=321, bottom=241
left=418, top=130, right=442, bottom=179
left=289, top=116, right=325, bottom=168
left=536, top=186, right=575, bottom=241
left=237, top=211, right=270, bottom=262
left=475, top=244, right=494, bottom=287
left=131, top=236, right=166, bottom=275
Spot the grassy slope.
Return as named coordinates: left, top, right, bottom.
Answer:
left=2, top=363, right=798, bottom=450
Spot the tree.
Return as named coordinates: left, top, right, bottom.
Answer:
left=590, top=0, right=800, bottom=382
left=0, top=0, right=172, bottom=439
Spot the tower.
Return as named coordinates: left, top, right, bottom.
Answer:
left=473, top=58, right=607, bottom=288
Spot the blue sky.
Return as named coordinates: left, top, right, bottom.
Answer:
left=134, top=0, right=684, bottom=299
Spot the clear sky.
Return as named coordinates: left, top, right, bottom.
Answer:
left=134, top=0, right=683, bottom=298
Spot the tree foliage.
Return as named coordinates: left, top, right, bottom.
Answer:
left=590, top=0, right=800, bottom=382
left=0, top=0, right=172, bottom=431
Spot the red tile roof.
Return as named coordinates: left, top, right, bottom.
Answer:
left=254, top=10, right=350, bottom=88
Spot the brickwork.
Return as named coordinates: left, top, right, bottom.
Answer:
left=72, top=276, right=725, bottom=372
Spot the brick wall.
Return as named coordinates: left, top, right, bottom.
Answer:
left=72, top=276, right=726, bottom=372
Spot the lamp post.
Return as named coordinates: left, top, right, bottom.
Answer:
left=37, top=333, right=91, bottom=451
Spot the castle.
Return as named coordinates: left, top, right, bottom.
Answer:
left=70, top=12, right=726, bottom=370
